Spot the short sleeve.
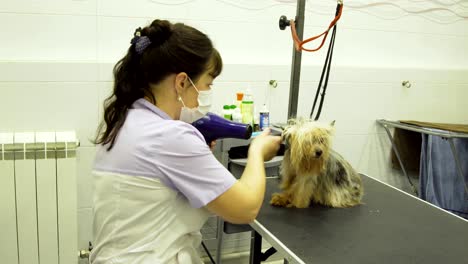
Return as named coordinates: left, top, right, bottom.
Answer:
left=149, top=122, right=237, bottom=208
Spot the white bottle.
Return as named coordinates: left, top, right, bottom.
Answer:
left=232, top=107, right=243, bottom=123
left=259, top=104, right=270, bottom=131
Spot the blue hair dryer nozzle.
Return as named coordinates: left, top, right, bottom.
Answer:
left=192, top=112, right=252, bottom=144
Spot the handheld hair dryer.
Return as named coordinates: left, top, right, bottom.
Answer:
left=192, top=112, right=252, bottom=144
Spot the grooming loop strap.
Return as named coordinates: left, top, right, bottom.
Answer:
left=290, top=2, right=343, bottom=53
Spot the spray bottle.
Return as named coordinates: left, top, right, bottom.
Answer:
left=259, top=104, right=270, bottom=131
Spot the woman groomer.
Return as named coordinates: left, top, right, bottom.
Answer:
left=90, top=19, right=281, bottom=263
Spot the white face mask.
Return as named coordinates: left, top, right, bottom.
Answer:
left=179, top=77, right=213, bottom=123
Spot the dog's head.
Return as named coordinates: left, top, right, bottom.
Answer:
left=282, top=118, right=335, bottom=174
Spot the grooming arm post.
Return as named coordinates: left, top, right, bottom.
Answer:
left=287, top=0, right=306, bottom=119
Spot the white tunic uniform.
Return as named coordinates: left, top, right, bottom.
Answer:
left=90, top=99, right=236, bottom=263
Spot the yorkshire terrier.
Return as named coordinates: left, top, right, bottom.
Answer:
left=270, top=118, right=363, bottom=208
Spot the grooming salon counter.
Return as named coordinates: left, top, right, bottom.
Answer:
left=249, top=174, right=468, bottom=264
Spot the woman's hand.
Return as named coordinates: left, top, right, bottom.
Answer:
left=209, top=140, right=217, bottom=152
left=249, top=128, right=282, bottom=161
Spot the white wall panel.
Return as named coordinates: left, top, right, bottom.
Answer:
left=0, top=14, right=96, bottom=61
left=1, top=0, right=467, bottom=66
left=305, top=26, right=468, bottom=67
left=97, top=0, right=468, bottom=37
left=94, top=0, right=468, bottom=66
left=76, top=147, right=96, bottom=209
left=97, top=16, right=151, bottom=62
left=0, top=0, right=96, bottom=15
left=98, top=0, right=190, bottom=18
left=336, top=5, right=468, bottom=36
left=0, top=82, right=99, bottom=147
left=0, top=62, right=98, bottom=82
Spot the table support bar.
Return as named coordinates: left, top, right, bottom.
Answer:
left=381, top=124, right=419, bottom=196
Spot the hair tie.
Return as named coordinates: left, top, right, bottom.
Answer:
left=130, top=27, right=152, bottom=55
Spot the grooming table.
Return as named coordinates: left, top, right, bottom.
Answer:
left=249, top=175, right=468, bottom=264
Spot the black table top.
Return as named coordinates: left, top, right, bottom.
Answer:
left=252, top=175, right=468, bottom=264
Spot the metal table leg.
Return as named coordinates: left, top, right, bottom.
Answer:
left=250, top=231, right=262, bottom=264
left=381, top=124, right=419, bottom=196
left=216, top=217, right=224, bottom=264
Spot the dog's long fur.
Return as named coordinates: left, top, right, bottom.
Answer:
left=270, top=118, right=363, bottom=208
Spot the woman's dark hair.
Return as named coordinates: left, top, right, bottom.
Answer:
left=94, top=19, right=223, bottom=150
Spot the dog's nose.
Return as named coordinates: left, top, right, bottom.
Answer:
left=315, top=150, right=322, bottom=157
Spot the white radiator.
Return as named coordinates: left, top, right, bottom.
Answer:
left=0, top=132, right=79, bottom=264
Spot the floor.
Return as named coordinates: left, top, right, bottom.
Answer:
left=202, top=250, right=285, bottom=264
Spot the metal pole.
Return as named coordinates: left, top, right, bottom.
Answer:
left=287, top=0, right=306, bottom=119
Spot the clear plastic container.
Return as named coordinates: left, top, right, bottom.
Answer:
left=222, top=105, right=231, bottom=120
left=232, top=107, right=243, bottom=123
left=241, top=87, right=254, bottom=126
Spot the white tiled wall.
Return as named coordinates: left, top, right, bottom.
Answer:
left=0, top=82, right=99, bottom=146
left=1, top=0, right=468, bottom=261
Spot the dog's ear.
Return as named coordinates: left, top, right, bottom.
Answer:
left=327, top=122, right=336, bottom=135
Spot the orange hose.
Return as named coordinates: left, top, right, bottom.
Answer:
left=290, top=4, right=343, bottom=52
